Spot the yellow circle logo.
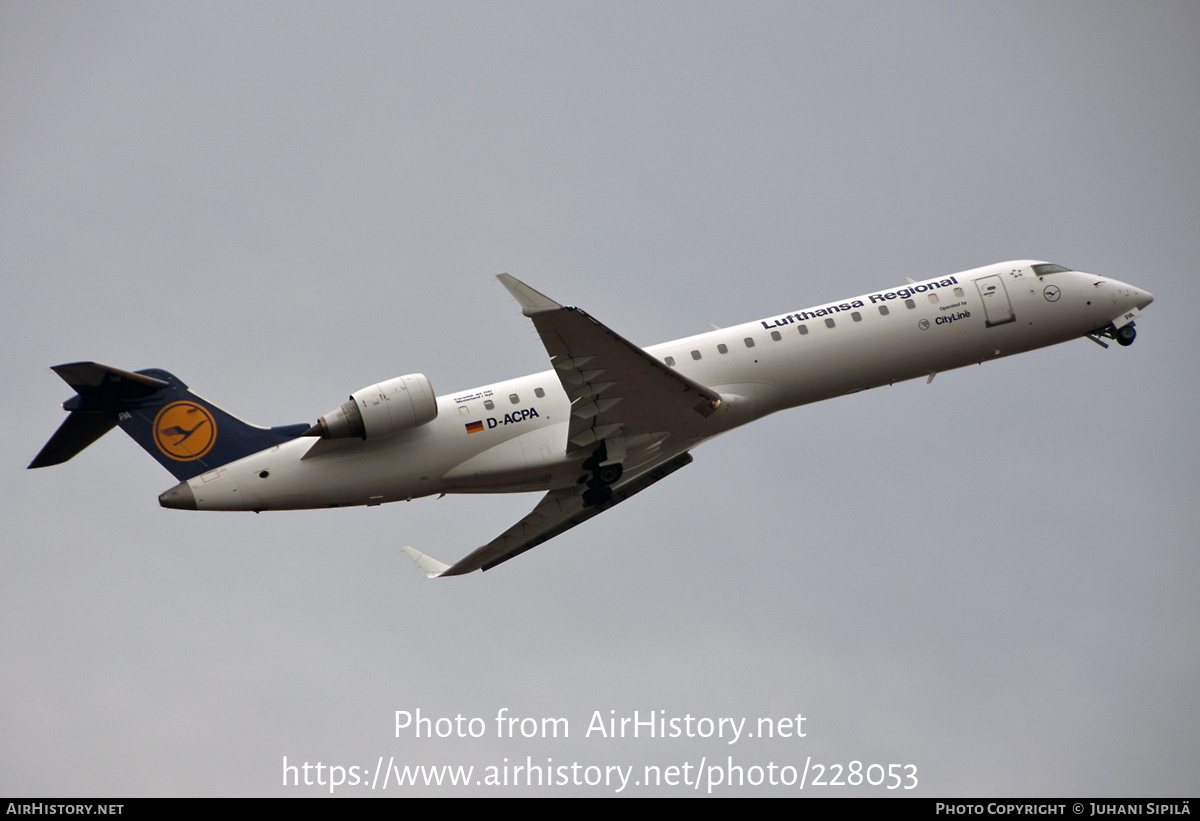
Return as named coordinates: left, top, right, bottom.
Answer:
left=153, top=401, right=217, bottom=461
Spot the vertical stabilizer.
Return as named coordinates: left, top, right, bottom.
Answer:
left=30, top=362, right=309, bottom=481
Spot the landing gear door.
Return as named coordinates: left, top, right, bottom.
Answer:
left=975, top=275, right=1016, bottom=327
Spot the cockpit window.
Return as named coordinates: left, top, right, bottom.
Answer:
left=1032, top=263, right=1072, bottom=275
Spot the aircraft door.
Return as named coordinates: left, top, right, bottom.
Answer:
left=975, top=275, right=1016, bottom=327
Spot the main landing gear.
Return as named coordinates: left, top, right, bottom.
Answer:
left=580, top=443, right=623, bottom=508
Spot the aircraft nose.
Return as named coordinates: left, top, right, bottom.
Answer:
left=1100, top=276, right=1154, bottom=312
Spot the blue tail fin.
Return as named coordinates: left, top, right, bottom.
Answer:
left=30, top=362, right=310, bottom=481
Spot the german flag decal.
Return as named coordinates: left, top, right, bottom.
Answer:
left=465, top=420, right=484, bottom=434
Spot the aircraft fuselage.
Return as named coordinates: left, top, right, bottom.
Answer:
left=173, top=261, right=1151, bottom=513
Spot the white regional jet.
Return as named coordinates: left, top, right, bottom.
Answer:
left=31, top=261, right=1152, bottom=577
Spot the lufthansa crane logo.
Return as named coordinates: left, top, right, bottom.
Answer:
left=153, top=401, right=217, bottom=461
left=1043, top=284, right=1061, bottom=302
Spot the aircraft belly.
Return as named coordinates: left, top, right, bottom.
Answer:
left=189, top=434, right=451, bottom=510
left=441, top=422, right=567, bottom=493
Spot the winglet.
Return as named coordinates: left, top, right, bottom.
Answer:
left=497, top=273, right=561, bottom=316
left=402, top=546, right=452, bottom=579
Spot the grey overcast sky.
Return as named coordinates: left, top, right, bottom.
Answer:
left=3, top=1, right=1197, bottom=796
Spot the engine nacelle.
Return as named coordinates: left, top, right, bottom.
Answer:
left=312, top=373, right=437, bottom=440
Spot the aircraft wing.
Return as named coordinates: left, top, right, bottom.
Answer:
left=496, top=274, right=721, bottom=459
left=403, top=275, right=718, bottom=577
left=403, top=452, right=693, bottom=577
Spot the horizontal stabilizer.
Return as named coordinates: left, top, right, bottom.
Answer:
left=28, top=412, right=116, bottom=469
left=29, top=362, right=171, bottom=469
left=51, top=362, right=169, bottom=397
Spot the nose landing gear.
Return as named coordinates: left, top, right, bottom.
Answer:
left=1086, top=322, right=1138, bottom=349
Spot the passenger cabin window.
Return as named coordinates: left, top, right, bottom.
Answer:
left=458, top=406, right=468, bottom=417
left=718, top=343, right=728, bottom=354
left=905, top=299, right=916, bottom=309
left=484, top=400, right=494, bottom=410
left=770, top=331, right=782, bottom=341
left=798, top=324, right=809, bottom=335
left=851, top=311, right=862, bottom=322
left=534, top=387, right=545, bottom=398
left=824, top=318, right=836, bottom=328
left=744, top=337, right=755, bottom=348
left=691, top=350, right=701, bottom=360
left=665, top=356, right=675, bottom=366
left=927, top=293, right=938, bottom=304
left=878, top=305, right=889, bottom=316
left=954, top=287, right=964, bottom=298
left=509, top=394, right=519, bottom=404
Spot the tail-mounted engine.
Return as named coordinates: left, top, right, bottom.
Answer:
left=307, top=374, right=438, bottom=440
